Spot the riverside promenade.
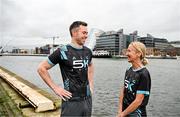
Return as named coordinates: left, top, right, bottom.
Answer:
left=0, top=66, right=61, bottom=117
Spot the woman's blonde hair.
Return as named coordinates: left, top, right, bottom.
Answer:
left=130, top=41, right=149, bottom=65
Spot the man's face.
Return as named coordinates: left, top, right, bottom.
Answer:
left=73, top=25, right=88, bottom=46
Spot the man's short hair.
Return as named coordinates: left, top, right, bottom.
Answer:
left=69, top=21, right=87, bottom=37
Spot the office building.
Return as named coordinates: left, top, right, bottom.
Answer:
left=96, top=29, right=138, bottom=55
left=138, top=34, right=169, bottom=55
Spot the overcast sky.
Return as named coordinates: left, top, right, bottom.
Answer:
left=1, top=0, right=180, bottom=48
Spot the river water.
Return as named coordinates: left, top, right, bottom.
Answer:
left=0, top=56, right=180, bottom=117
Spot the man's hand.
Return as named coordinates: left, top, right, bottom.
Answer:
left=52, top=85, right=72, bottom=101
left=116, top=112, right=125, bottom=117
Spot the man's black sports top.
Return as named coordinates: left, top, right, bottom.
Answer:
left=48, top=44, right=92, bottom=97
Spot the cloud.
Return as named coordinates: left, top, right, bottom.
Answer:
left=1, top=0, right=180, bottom=48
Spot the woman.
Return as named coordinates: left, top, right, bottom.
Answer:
left=117, top=41, right=151, bottom=117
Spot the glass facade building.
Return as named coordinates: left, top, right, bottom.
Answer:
left=138, top=36, right=169, bottom=55
left=95, top=30, right=138, bottom=55
left=138, top=37, right=169, bottom=50
left=95, top=30, right=170, bottom=56
left=96, top=31, right=119, bottom=55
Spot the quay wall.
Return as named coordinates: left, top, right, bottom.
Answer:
left=0, top=66, right=61, bottom=117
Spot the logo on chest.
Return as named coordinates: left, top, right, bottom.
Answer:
left=73, top=59, right=89, bottom=69
left=124, top=78, right=136, bottom=92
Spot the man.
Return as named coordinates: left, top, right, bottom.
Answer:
left=37, top=21, right=94, bottom=117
